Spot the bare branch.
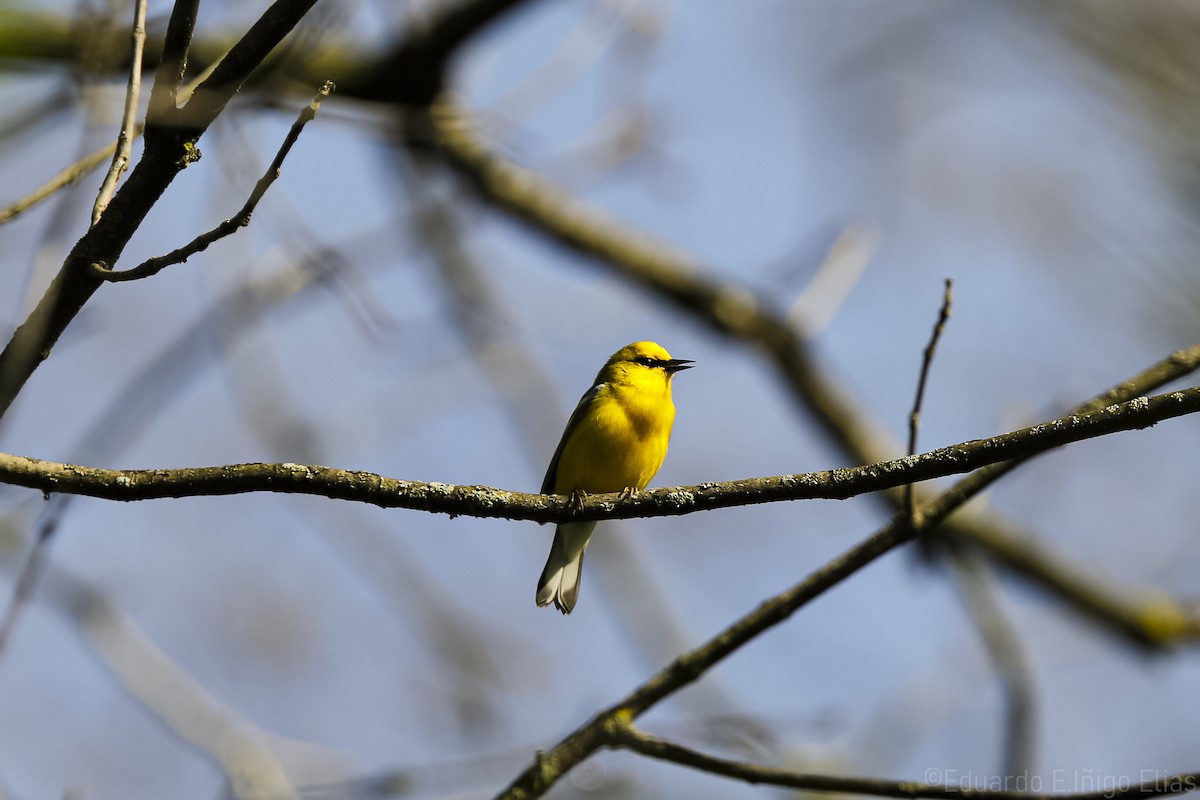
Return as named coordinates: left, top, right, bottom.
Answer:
left=493, top=447, right=1199, bottom=799
left=0, top=384, right=1197, bottom=523
left=615, top=726, right=1198, bottom=800
left=0, top=0, right=319, bottom=421
left=91, top=0, right=149, bottom=226
left=93, top=80, right=334, bottom=282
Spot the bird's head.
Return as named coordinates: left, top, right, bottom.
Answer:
left=597, top=340, right=694, bottom=387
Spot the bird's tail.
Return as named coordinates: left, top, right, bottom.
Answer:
left=536, top=521, right=597, bottom=614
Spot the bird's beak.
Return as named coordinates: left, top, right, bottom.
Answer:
left=663, top=359, right=694, bottom=374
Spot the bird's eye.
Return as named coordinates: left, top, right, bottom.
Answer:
left=633, top=356, right=658, bottom=368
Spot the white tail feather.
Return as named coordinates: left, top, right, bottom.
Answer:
left=535, top=522, right=596, bottom=614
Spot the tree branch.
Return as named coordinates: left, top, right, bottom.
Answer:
left=0, top=385, right=1196, bottom=523
left=0, top=0, right=319, bottom=421
left=614, top=726, right=1199, bottom=800
left=427, top=97, right=894, bottom=466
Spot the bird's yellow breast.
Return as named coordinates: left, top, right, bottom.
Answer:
left=552, top=381, right=676, bottom=495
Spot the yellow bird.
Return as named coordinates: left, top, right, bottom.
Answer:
left=536, top=341, right=693, bottom=614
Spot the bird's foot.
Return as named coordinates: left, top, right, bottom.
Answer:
left=568, top=489, right=588, bottom=513
left=617, top=486, right=640, bottom=502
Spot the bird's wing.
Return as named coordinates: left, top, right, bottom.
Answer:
left=541, top=382, right=605, bottom=495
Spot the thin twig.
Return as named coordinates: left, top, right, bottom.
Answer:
left=907, top=282, right=1036, bottom=776
left=899, top=284, right=1030, bottom=776
left=901, top=284, right=1034, bottom=774
left=615, top=726, right=1197, bottom=800
left=93, top=80, right=334, bottom=283
left=907, top=278, right=954, bottom=521
left=91, top=0, right=149, bottom=226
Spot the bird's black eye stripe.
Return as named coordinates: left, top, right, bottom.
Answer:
left=633, top=356, right=661, bottom=368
